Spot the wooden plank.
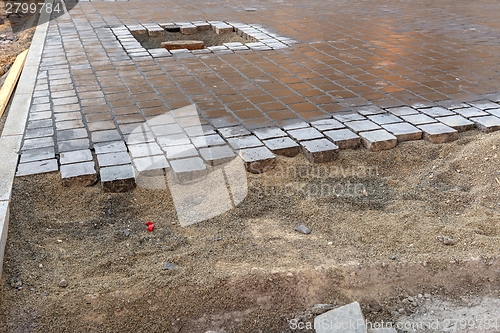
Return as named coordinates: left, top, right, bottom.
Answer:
left=0, top=49, right=29, bottom=119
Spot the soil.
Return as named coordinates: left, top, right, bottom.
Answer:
left=135, top=30, right=249, bottom=49
left=1, top=130, right=500, bottom=332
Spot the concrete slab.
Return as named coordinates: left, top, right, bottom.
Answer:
left=300, top=139, right=339, bottom=163
left=418, top=123, right=458, bottom=143
left=359, top=130, right=397, bottom=152
left=314, top=302, right=366, bottom=333
left=0, top=201, right=9, bottom=279
left=0, top=136, right=21, bottom=201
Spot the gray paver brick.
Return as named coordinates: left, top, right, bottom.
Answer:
left=300, top=139, right=339, bottom=163
left=16, top=159, right=58, bottom=176
left=94, top=141, right=127, bottom=154
left=287, top=127, right=324, bottom=141
left=57, top=128, right=88, bottom=141
left=60, top=149, right=93, bottom=165
left=19, top=147, right=55, bottom=164
left=324, top=128, right=361, bottom=149
left=310, top=119, right=345, bottom=132
left=454, top=107, right=488, bottom=118
left=218, top=126, right=251, bottom=139
left=253, top=127, right=287, bottom=140
left=381, top=122, right=422, bottom=141
left=97, top=152, right=132, bottom=167
left=281, top=120, right=310, bottom=131
left=401, top=113, right=437, bottom=125
left=314, top=302, right=366, bottom=333
left=133, top=155, right=170, bottom=172
left=239, top=146, right=276, bottom=173
left=60, top=161, right=97, bottom=187
left=170, top=157, right=208, bottom=183
left=345, top=120, right=380, bottom=133
left=333, top=112, right=365, bottom=122
left=151, top=124, right=184, bottom=136
left=470, top=100, right=499, bottom=110
left=436, top=115, right=474, bottom=132
left=91, top=129, right=122, bottom=143
left=165, top=144, right=199, bottom=160
left=367, top=113, right=402, bottom=125
left=57, top=138, right=90, bottom=153
left=157, top=134, right=191, bottom=147
left=128, top=142, right=163, bottom=158
left=418, top=106, right=455, bottom=117
left=184, top=125, right=216, bottom=137
left=470, top=115, right=500, bottom=133
left=487, top=109, right=500, bottom=118
left=227, top=135, right=263, bottom=150
left=263, top=137, right=300, bottom=157
left=199, top=146, right=236, bottom=166
left=100, top=164, right=136, bottom=192
left=21, top=137, right=54, bottom=150
left=27, top=119, right=52, bottom=129
left=359, top=130, right=397, bottom=152
left=24, top=127, right=54, bottom=139
left=191, top=134, right=226, bottom=148
left=387, top=107, right=419, bottom=116
left=418, top=123, right=458, bottom=143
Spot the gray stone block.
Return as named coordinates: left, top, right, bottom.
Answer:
left=281, top=120, right=310, bottom=131
left=184, top=124, right=216, bottom=137
left=253, top=127, right=287, bottom=140
left=133, top=155, right=170, bottom=172
left=16, top=159, right=59, bottom=176
left=165, top=144, right=199, bottom=160
left=24, top=127, right=54, bottom=139
left=60, top=149, right=93, bottom=165
left=418, top=123, right=458, bottom=143
left=356, top=105, right=385, bottom=116
left=367, top=113, right=402, bottom=125
left=97, top=152, right=132, bottom=167
left=151, top=123, right=184, bottom=136
left=470, top=115, right=500, bottom=133
left=227, top=135, right=263, bottom=150
left=239, top=146, right=276, bottom=173
left=21, top=136, right=54, bottom=150
left=359, top=130, right=397, bottom=152
left=381, top=123, right=422, bottom=142
left=191, top=134, right=226, bottom=148
left=263, top=137, right=300, bottom=157
left=60, top=161, right=97, bottom=187
left=345, top=120, right=380, bottom=133
left=19, top=147, right=55, bottom=163
left=310, top=119, right=345, bottom=132
left=57, top=128, right=88, bottom=141
left=287, top=127, right=324, bottom=141
left=170, top=157, right=209, bottom=183
left=418, top=106, right=455, bottom=117
left=333, top=112, right=365, bottom=123
left=470, top=100, right=499, bottom=110
left=199, top=146, right=236, bottom=166
left=401, top=113, right=437, bottom=125
left=157, top=134, right=191, bottom=147
left=300, top=139, right=339, bottom=163
left=487, top=108, right=500, bottom=118
left=436, top=115, right=474, bottom=132
left=387, top=106, right=419, bottom=116
left=94, top=141, right=127, bottom=154
left=218, top=126, right=251, bottom=139
left=128, top=143, right=163, bottom=158
left=100, top=164, right=136, bottom=192
left=57, top=138, right=90, bottom=153
left=454, top=107, right=488, bottom=119
left=314, top=302, right=366, bottom=333
left=91, top=129, right=122, bottom=143
left=324, top=129, right=361, bottom=149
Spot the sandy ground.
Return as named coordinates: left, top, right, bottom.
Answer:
left=1, top=129, right=499, bottom=332
left=136, top=30, right=248, bottom=49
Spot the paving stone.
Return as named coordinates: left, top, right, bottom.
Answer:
left=356, top=105, right=385, bottom=116
left=287, top=127, right=324, bottom=141
left=253, top=127, right=287, bottom=140
left=19, top=147, right=55, bottom=163
left=191, top=134, right=226, bottom=148
left=239, top=146, right=276, bottom=173
left=100, top=164, right=136, bottom=192
left=184, top=124, right=216, bottom=137
left=381, top=123, right=422, bottom=141
left=218, top=126, right=251, bottom=139
left=400, top=113, right=437, bottom=125
left=199, top=146, right=236, bottom=166
left=418, top=123, right=458, bottom=143
left=280, top=120, right=310, bottom=131
left=300, top=139, right=339, bottom=163
left=24, top=127, right=54, bottom=139
left=470, top=100, right=499, bottom=110
left=56, top=119, right=85, bottom=130
left=161, top=40, right=204, bottom=50
left=437, top=100, right=470, bottom=110
left=21, top=137, right=54, bottom=150
left=314, top=302, right=366, bottom=333
left=310, top=119, right=345, bottom=132
left=94, top=141, right=127, bottom=154
left=60, top=149, right=93, bottom=165
left=333, top=112, right=365, bottom=122
left=16, top=159, right=58, bottom=176
left=387, top=106, right=419, bottom=116
left=60, top=161, right=97, bottom=187
left=57, top=128, right=88, bottom=141
left=150, top=124, right=184, bottom=136
left=146, top=25, right=164, bottom=37
left=170, top=157, right=208, bottom=183
left=324, top=129, right=361, bottom=149
left=157, top=134, right=191, bottom=147
left=263, top=137, right=300, bottom=157
left=57, top=138, right=90, bottom=153
left=133, top=155, right=170, bottom=172
left=487, top=108, right=500, bottom=118
left=128, top=142, right=163, bottom=158
left=91, top=129, right=122, bottom=143
left=470, top=115, right=500, bottom=133
left=27, top=119, right=53, bottom=129
left=418, top=106, right=455, bottom=118
left=227, top=135, right=263, bottom=150
left=367, top=113, right=402, bottom=125
left=345, top=120, right=380, bottom=133
left=126, top=131, right=156, bottom=144
left=165, top=144, right=199, bottom=160
left=97, top=152, right=132, bottom=167
left=180, top=25, right=197, bottom=35
left=454, top=107, right=488, bottom=118
left=359, top=130, right=397, bottom=152
left=436, top=115, right=474, bottom=132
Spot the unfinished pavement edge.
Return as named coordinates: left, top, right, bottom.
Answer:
left=0, top=0, right=52, bottom=279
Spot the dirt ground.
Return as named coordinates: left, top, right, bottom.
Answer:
left=135, top=30, right=248, bottom=49
left=1, top=129, right=499, bottom=332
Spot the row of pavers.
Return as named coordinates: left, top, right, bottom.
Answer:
left=112, top=21, right=295, bottom=60
left=16, top=98, right=500, bottom=192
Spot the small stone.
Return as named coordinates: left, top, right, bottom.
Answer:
left=58, top=279, right=68, bottom=288
left=14, top=281, right=22, bottom=289
left=39, top=264, right=43, bottom=268
left=123, top=229, right=130, bottom=237
left=162, top=262, right=177, bottom=270
left=295, top=225, right=311, bottom=234
left=390, top=255, right=397, bottom=260
left=311, top=304, right=332, bottom=315
left=436, top=235, right=455, bottom=245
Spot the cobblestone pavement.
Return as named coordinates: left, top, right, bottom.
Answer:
left=15, top=0, right=500, bottom=191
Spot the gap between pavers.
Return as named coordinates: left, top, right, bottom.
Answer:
left=0, top=0, right=52, bottom=279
